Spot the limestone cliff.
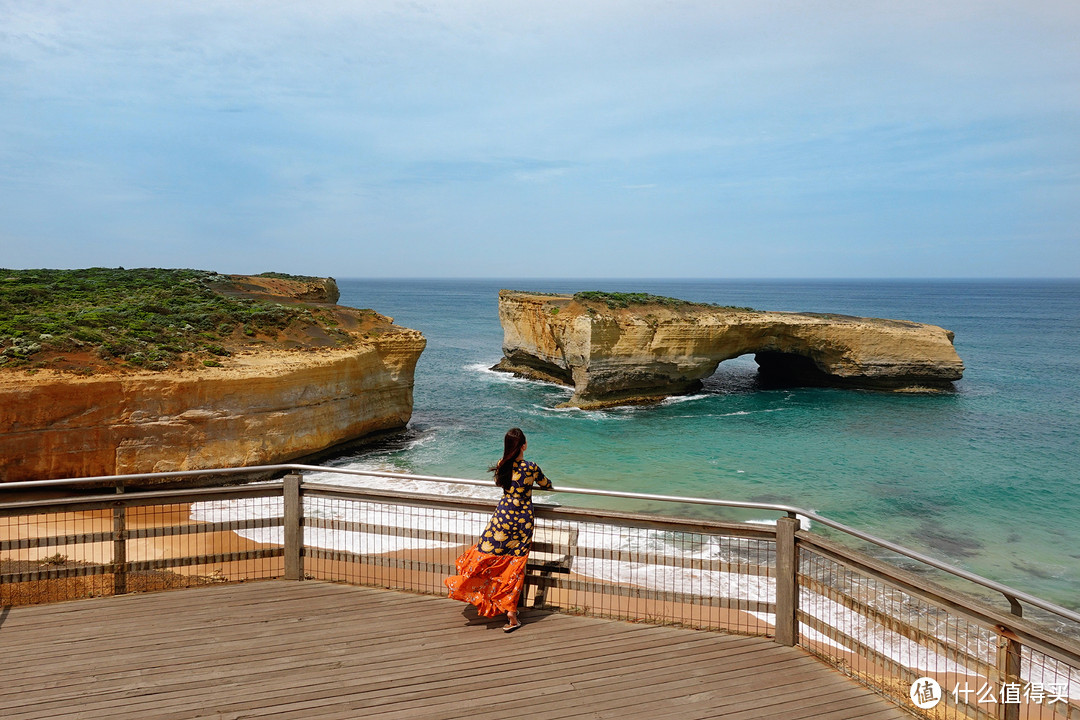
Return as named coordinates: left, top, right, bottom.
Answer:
left=493, top=291, right=964, bottom=408
left=0, top=274, right=425, bottom=482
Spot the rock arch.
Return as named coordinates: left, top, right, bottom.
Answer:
left=492, top=291, right=964, bottom=408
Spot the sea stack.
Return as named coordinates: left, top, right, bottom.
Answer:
left=492, top=290, right=964, bottom=409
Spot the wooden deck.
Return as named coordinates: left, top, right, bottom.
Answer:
left=0, top=580, right=913, bottom=720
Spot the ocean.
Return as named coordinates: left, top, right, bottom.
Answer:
left=318, top=278, right=1079, bottom=610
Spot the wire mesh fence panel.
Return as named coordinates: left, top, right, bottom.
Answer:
left=799, top=546, right=991, bottom=719
left=144, top=497, right=285, bottom=584
left=2, top=490, right=287, bottom=606
left=798, top=546, right=1080, bottom=720
left=297, top=492, right=779, bottom=636
left=0, top=508, right=113, bottom=605
left=1019, top=647, right=1080, bottom=720
left=302, top=492, right=484, bottom=595
left=517, top=513, right=777, bottom=635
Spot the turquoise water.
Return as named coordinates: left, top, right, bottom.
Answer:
left=331, top=279, right=1080, bottom=608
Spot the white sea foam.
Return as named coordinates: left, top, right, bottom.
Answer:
left=306, top=465, right=502, bottom=503
left=533, top=404, right=584, bottom=414
left=465, top=361, right=573, bottom=395
left=672, top=408, right=787, bottom=420
left=464, top=361, right=531, bottom=383
left=718, top=408, right=785, bottom=417
left=660, top=393, right=712, bottom=406
left=190, top=473, right=500, bottom=554
left=531, top=404, right=634, bottom=421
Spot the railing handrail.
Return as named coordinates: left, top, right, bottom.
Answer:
left=4, top=462, right=1079, bottom=625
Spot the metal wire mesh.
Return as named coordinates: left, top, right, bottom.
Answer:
left=799, top=547, right=1080, bottom=720
left=0, top=493, right=285, bottom=606
left=529, top=517, right=776, bottom=635
left=299, top=490, right=778, bottom=635
left=301, top=493, right=481, bottom=595
left=159, top=496, right=285, bottom=583
left=1021, top=647, right=1080, bottom=720
left=0, top=508, right=113, bottom=605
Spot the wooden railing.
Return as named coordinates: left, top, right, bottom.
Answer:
left=2, top=465, right=1078, bottom=719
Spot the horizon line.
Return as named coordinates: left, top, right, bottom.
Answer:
left=328, top=275, right=1080, bottom=282
left=4, top=268, right=1078, bottom=282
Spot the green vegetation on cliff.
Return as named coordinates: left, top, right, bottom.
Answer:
left=573, top=291, right=753, bottom=312
left=254, top=271, right=324, bottom=282
left=0, top=268, right=352, bottom=373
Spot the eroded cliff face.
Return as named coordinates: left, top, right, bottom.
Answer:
left=0, top=276, right=425, bottom=482
left=493, top=291, right=964, bottom=408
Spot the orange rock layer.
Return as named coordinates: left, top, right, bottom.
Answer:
left=0, top=333, right=425, bottom=483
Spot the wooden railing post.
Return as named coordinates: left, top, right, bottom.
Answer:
left=774, top=515, right=799, bottom=646
left=997, top=598, right=1023, bottom=720
left=112, top=504, right=127, bottom=595
left=283, top=473, right=304, bottom=581
left=112, top=480, right=127, bottom=595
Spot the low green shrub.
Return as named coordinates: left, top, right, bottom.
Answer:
left=573, top=291, right=754, bottom=311
left=0, top=268, right=346, bottom=371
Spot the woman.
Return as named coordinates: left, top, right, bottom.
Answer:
left=444, top=428, right=552, bottom=632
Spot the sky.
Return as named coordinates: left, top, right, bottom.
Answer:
left=1, top=1, right=1078, bottom=278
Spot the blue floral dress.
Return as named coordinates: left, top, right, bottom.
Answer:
left=444, top=459, right=552, bottom=616
left=477, top=460, right=552, bottom=556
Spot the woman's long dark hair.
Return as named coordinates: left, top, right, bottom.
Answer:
left=490, top=428, right=526, bottom=491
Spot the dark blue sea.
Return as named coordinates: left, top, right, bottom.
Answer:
left=329, top=279, right=1080, bottom=608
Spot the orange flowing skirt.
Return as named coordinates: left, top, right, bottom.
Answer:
left=444, top=544, right=528, bottom=617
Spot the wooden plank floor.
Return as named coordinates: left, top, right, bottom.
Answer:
left=0, top=580, right=913, bottom=719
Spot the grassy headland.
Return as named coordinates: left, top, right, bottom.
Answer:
left=0, top=268, right=378, bottom=374
left=572, top=291, right=753, bottom=311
